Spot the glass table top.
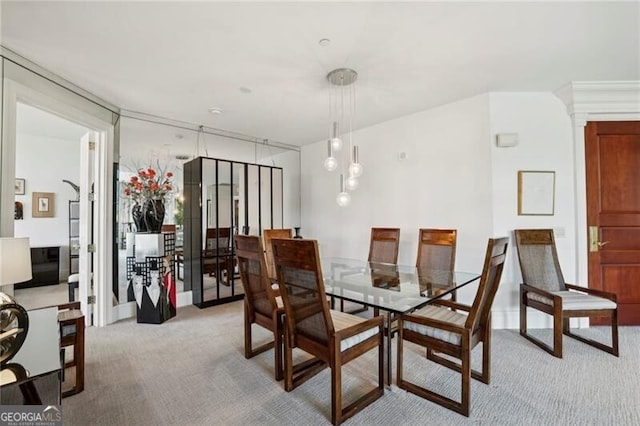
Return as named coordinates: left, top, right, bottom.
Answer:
left=321, top=257, right=481, bottom=314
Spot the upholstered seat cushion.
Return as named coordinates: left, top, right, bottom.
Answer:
left=403, top=304, right=467, bottom=345
left=330, top=310, right=380, bottom=352
left=527, top=290, right=616, bottom=310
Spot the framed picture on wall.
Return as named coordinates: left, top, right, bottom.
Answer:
left=32, top=192, right=55, bottom=218
left=15, top=178, right=25, bottom=195
left=517, top=171, right=555, bottom=215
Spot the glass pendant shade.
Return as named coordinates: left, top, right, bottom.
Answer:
left=348, top=162, right=363, bottom=178
left=330, top=137, right=343, bottom=152
left=348, top=145, right=363, bottom=177
left=324, top=140, right=338, bottom=171
left=345, top=175, right=359, bottom=191
left=324, top=156, right=338, bottom=171
left=336, top=191, right=351, bottom=207
left=336, top=174, right=351, bottom=207
left=330, top=122, right=342, bottom=151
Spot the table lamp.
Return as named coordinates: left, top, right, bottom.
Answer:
left=0, top=237, right=32, bottom=366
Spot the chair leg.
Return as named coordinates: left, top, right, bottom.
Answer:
left=331, top=354, right=342, bottom=426
left=519, top=302, right=563, bottom=358
left=284, top=328, right=295, bottom=392
left=398, top=333, right=473, bottom=416
left=563, top=310, right=619, bottom=357
left=460, top=344, right=471, bottom=417
left=275, top=320, right=284, bottom=381
left=553, top=310, right=563, bottom=358
left=396, top=319, right=404, bottom=385
left=244, top=304, right=252, bottom=359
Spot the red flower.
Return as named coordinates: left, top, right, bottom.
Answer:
left=166, top=172, right=173, bottom=178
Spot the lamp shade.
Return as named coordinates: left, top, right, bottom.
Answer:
left=0, top=237, right=32, bottom=285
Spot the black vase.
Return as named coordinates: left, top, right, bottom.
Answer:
left=143, top=199, right=165, bottom=233
left=132, top=203, right=147, bottom=233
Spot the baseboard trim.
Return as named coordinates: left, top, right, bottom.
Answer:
left=492, top=309, right=589, bottom=330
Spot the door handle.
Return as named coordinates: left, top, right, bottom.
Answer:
left=589, top=226, right=609, bottom=252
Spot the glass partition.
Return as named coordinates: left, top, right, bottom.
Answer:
left=115, top=117, right=299, bottom=310
left=272, top=168, right=283, bottom=229
left=260, top=166, right=272, bottom=233
left=185, top=157, right=283, bottom=308
left=247, top=165, right=260, bottom=236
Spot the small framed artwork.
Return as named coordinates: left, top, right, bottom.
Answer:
left=32, top=192, right=55, bottom=218
left=518, top=171, right=555, bottom=216
left=15, top=178, right=25, bottom=195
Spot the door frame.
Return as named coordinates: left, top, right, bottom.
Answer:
left=1, top=78, right=115, bottom=326
left=555, top=81, right=640, bottom=325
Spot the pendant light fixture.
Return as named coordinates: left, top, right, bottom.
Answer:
left=323, top=68, right=363, bottom=207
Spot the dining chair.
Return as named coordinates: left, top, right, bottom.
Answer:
left=514, top=229, right=618, bottom=358
left=272, top=238, right=385, bottom=426
left=368, top=227, right=400, bottom=264
left=341, top=227, right=401, bottom=314
left=416, top=228, right=457, bottom=302
left=263, top=228, right=292, bottom=281
left=397, top=237, right=508, bottom=417
left=234, top=235, right=284, bottom=380
left=204, top=227, right=233, bottom=284
left=57, top=302, right=85, bottom=397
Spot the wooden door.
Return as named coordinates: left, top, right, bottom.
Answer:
left=585, top=121, right=640, bottom=325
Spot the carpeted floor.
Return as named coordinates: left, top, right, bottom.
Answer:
left=62, top=301, right=640, bottom=425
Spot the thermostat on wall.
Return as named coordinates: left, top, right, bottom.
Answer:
left=496, top=133, right=519, bottom=148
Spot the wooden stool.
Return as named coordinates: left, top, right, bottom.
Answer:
left=57, top=302, right=85, bottom=397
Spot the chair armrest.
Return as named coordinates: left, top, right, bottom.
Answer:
left=401, top=312, right=467, bottom=335
left=334, top=315, right=383, bottom=341
left=521, top=283, right=555, bottom=298
left=565, top=284, right=617, bottom=302
left=430, top=299, right=471, bottom=312
left=521, top=283, right=563, bottom=306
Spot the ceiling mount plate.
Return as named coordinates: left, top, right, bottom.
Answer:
left=327, top=68, right=358, bottom=86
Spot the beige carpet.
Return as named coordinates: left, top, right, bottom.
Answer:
left=62, top=301, right=640, bottom=425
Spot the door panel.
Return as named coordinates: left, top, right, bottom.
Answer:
left=586, top=121, right=640, bottom=325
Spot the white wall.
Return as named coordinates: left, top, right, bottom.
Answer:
left=301, top=91, right=578, bottom=329
left=489, top=92, right=575, bottom=328
left=14, top=133, right=81, bottom=279
left=302, top=94, right=494, bottom=304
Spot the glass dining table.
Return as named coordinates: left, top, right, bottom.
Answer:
left=321, top=257, right=481, bottom=385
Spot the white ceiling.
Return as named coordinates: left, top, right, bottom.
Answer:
left=2, top=1, right=639, bottom=147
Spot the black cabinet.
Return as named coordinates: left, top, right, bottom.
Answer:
left=16, top=246, right=60, bottom=289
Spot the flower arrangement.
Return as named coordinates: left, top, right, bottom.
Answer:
left=123, top=168, right=174, bottom=203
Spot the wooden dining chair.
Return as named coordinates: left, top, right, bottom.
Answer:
left=514, top=229, right=618, bottom=358
left=272, top=238, right=385, bottom=426
left=204, top=227, right=233, bottom=284
left=263, top=228, right=292, bottom=281
left=234, top=235, right=284, bottom=380
left=368, top=227, right=400, bottom=264
left=416, top=228, right=457, bottom=301
left=397, top=237, right=508, bottom=417
left=341, top=227, right=401, bottom=314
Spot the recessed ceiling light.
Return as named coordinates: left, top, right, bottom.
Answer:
left=208, top=108, right=223, bottom=115
left=319, top=38, right=331, bottom=47
left=239, top=86, right=252, bottom=94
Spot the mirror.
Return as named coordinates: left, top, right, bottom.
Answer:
left=272, top=168, right=283, bottom=229
left=260, top=166, right=272, bottom=232
left=186, top=157, right=284, bottom=308
left=247, top=165, right=259, bottom=236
